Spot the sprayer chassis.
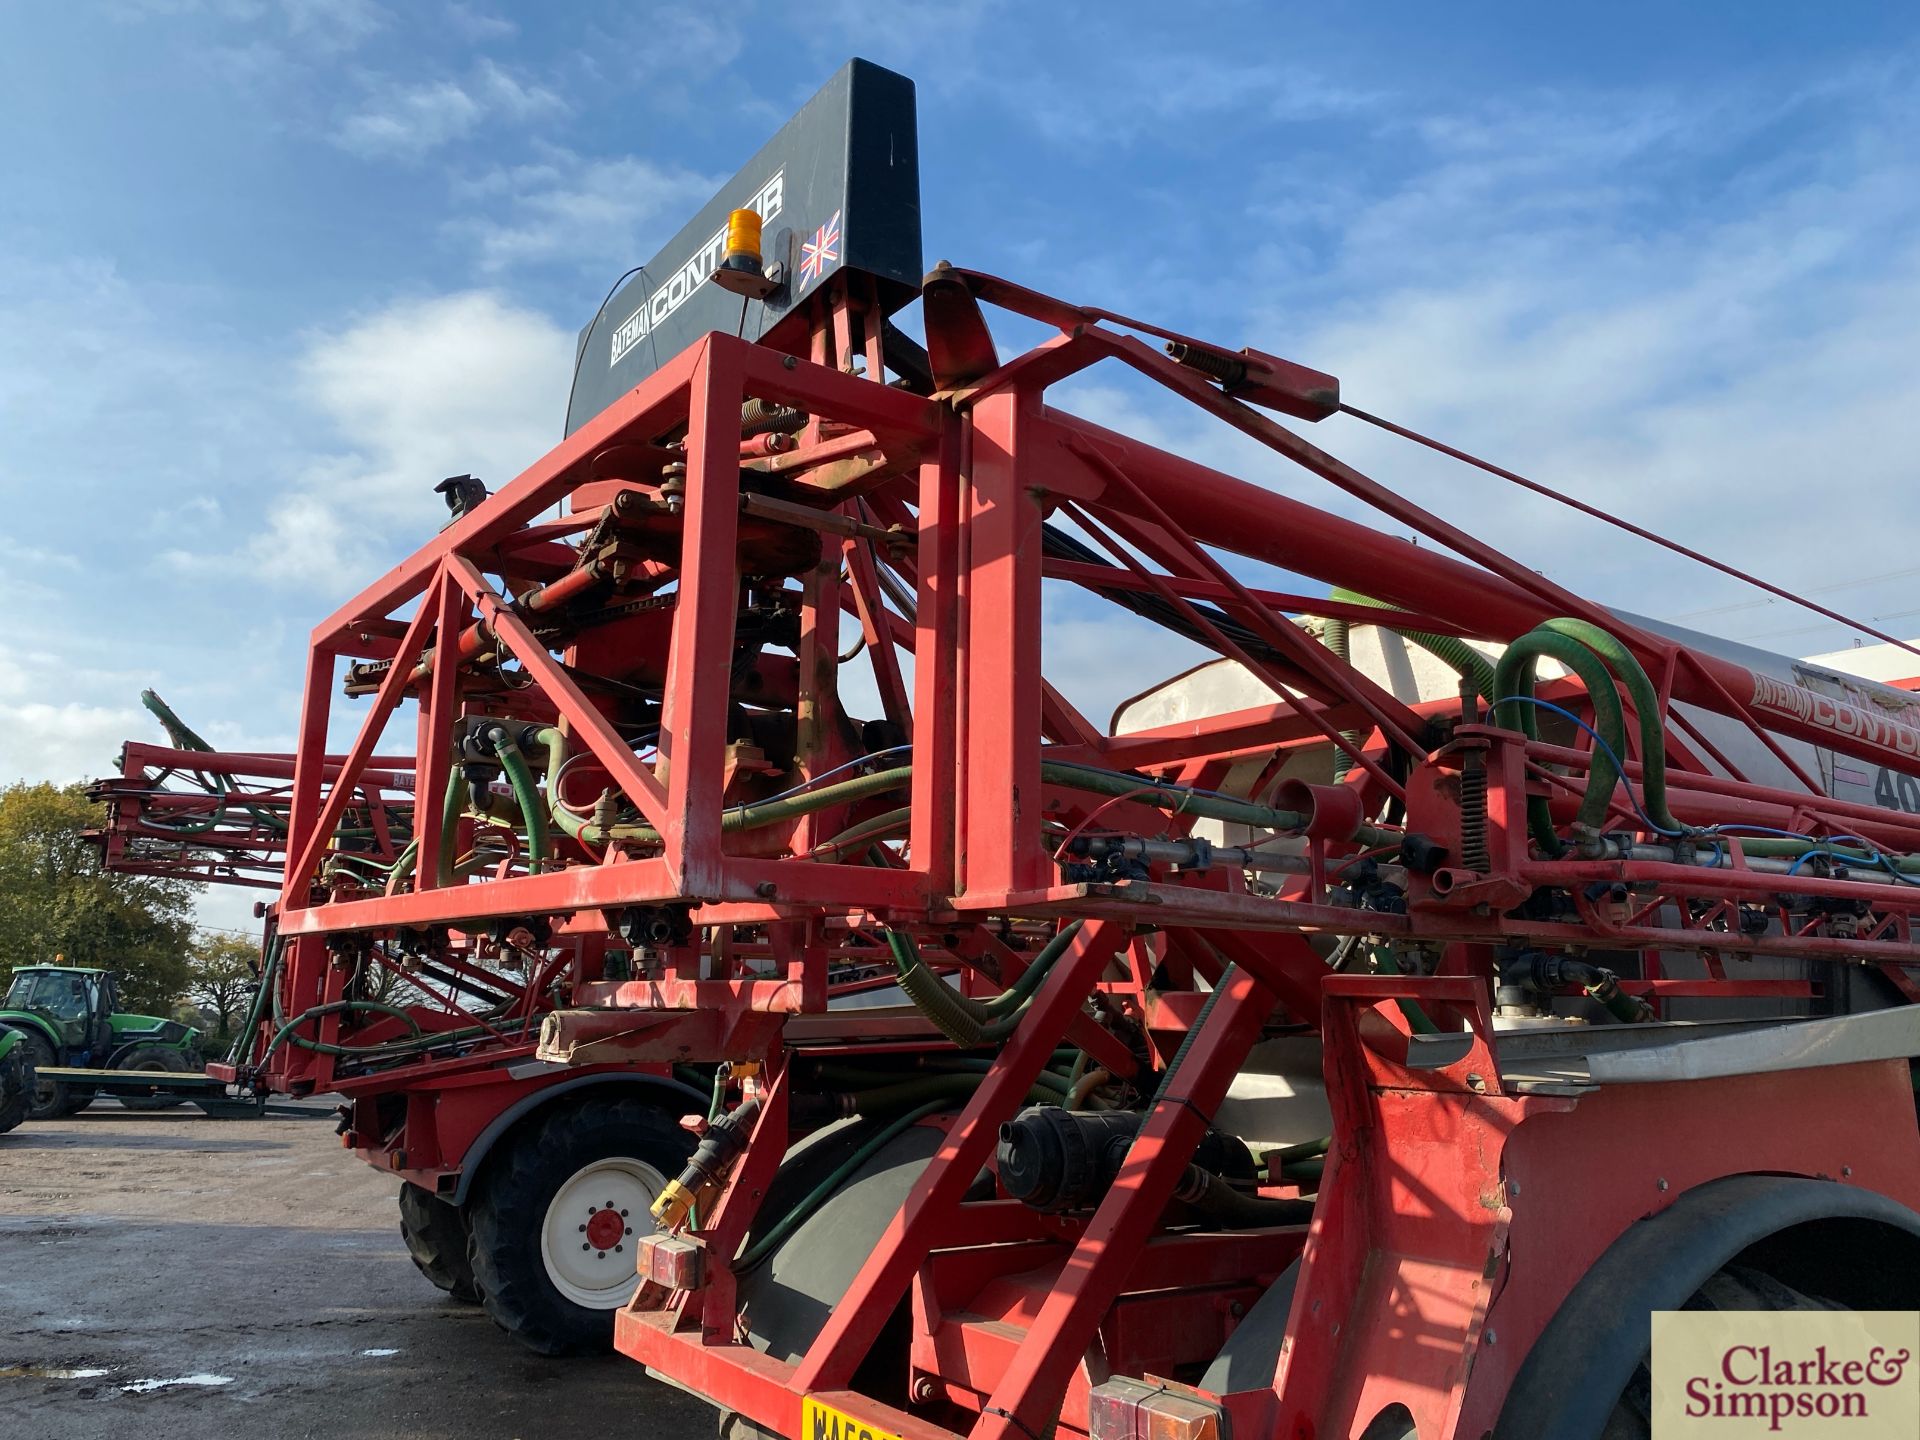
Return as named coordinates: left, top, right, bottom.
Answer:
left=253, top=266, right=1920, bottom=1438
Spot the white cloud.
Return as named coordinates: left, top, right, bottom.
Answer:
left=163, top=290, right=573, bottom=587
left=334, top=61, right=562, bottom=160
left=1025, top=65, right=1920, bottom=661
left=460, top=151, right=722, bottom=272
left=336, top=79, right=481, bottom=157
left=282, top=0, right=388, bottom=52
left=296, top=289, right=572, bottom=505
left=106, top=0, right=265, bottom=19
left=110, top=0, right=383, bottom=51
left=1248, top=76, right=1920, bottom=654
left=0, top=539, right=81, bottom=571
left=1022, top=55, right=1381, bottom=148
left=471, top=57, right=564, bottom=120
left=0, top=641, right=157, bottom=786
left=805, top=0, right=999, bottom=77
left=444, top=2, right=515, bottom=43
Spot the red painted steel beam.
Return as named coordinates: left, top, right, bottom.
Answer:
left=968, top=961, right=1280, bottom=1440
left=792, top=919, right=1133, bottom=1392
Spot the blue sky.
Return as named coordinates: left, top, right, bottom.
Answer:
left=5, top=2, right=1920, bottom=880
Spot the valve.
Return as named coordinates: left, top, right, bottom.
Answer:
left=652, top=1095, right=760, bottom=1231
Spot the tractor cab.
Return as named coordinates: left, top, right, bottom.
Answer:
left=1, top=966, right=116, bottom=1066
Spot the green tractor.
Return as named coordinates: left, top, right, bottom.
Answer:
left=0, top=1027, right=32, bottom=1134
left=0, top=965, right=203, bottom=1119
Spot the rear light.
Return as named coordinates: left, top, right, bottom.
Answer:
left=1088, top=1378, right=1228, bottom=1440
left=636, top=1233, right=703, bottom=1290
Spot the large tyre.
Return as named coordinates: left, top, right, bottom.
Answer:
left=113, top=1044, right=191, bottom=1111
left=20, top=1033, right=68, bottom=1121
left=1601, top=1266, right=1844, bottom=1439
left=0, top=1050, right=30, bottom=1135
left=398, top=1183, right=480, bottom=1303
left=468, top=1095, right=692, bottom=1355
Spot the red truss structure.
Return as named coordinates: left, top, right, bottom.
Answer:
left=233, top=256, right=1920, bottom=1439
left=88, top=739, right=414, bottom=890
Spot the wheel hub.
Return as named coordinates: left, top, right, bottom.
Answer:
left=537, top=1155, right=667, bottom=1308
left=585, top=1206, right=627, bottom=1250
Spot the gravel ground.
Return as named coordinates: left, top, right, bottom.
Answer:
left=0, top=1099, right=714, bottom=1439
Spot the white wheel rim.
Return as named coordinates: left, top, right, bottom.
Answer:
left=538, top=1156, right=667, bottom=1308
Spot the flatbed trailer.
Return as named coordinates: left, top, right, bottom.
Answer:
left=30, top=1064, right=290, bottom=1118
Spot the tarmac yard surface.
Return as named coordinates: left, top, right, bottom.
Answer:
left=0, top=1101, right=714, bottom=1439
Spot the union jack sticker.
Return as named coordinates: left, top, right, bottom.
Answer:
left=799, top=210, right=842, bottom=287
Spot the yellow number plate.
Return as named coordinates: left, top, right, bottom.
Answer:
left=802, top=1396, right=905, bottom=1440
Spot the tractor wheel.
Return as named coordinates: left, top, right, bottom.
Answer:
left=113, top=1044, right=191, bottom=1111
left=0, top=1052, right=29, bottom=1135
left=1601, top=1266, right=1845, bottom=1439
left=468, top=1095, right=692, bottom=1355
left=398, top=1183, right=480, bottom=1303
left=21, top=1033, right=68, bottom=1121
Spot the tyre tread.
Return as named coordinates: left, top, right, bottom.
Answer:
left=398, top=1183, right=481, bottom=1303
left=1603, top=1265, right=1844, bottom=1439
left=468, top=1095, right=690, bottom=1356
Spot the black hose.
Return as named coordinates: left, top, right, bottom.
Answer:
left=1186, top=1169, right=1314, bottom=1227
left=1041, top=524, right=1293, bottom=670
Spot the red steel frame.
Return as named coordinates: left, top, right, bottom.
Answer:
left=87, top=741, right=414, bottom=889
left=213, top=265, right=1920, bottom=1436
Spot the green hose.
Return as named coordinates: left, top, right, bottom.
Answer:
left=1152, top=962, right=1230, bottom=1106
left=528, top=727, right=594, bottom=846
left=141, top=689, right=297, bottom=836
left=1262, top=1135, right=1331, bottom=1167
left=574, top=765, right=915, bottom=847
left=1322, top=610, right=1362, bottom=780
left=258, top=1000, right=424, bottom=1065
left=142, top=688, right=217, bottom=753
left=1045, top=762, right=1413, bottom=855
left=890, top=933, right=992, bottom=1046
left=385, top=837, right=420, bottom=892
left=978, top=922, right=1085, bottom=1019
left=889, top=922, right=1085, bottom=1047
left=532, top=742, right=1394, bottom=855
left=735, top=1100, right=948, bottom=1269
left=1493, top=628, right=1632, bottom=854
left=813, top=805, right=912, bottom=858
left=1323, top=589, right=1501, bottom=780
left=1537, top=618, right=1685, bottom=836
left=1276, top=1157, right=1324, bottom=1186
left=492, top=732, right=549, bottom=874
left=225, top=936, right=283, bottom=1069
left=1369, top=945, right=1438, bottom=1034
left=438, top=766, right=465, bottom=886
left=1329, top=588, right=1498, bottom=702
left=1061, top=1049, right=1092, bottom=1110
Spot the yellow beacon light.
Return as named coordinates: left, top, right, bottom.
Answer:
left=723, top=208, right=762, bottom=270
left=712, top=207, right=779, bottom=298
